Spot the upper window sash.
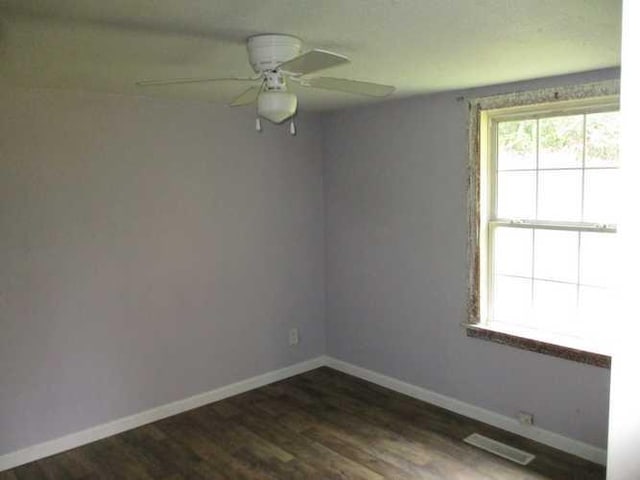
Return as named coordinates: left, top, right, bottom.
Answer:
left=484, top=99, right=619, bottom=228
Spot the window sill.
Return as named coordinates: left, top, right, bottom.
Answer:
left=465, top=323, right=611, bottom=369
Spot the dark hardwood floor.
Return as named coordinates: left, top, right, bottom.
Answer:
left=1, top=367, right=605, bottom=479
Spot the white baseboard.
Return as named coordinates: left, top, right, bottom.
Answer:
left=0, top=354, right=606, bottom=471
left=0, top=356, right=325, bottom=472
left=324, top=356, right=607, bottom=465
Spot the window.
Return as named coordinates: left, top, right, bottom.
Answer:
left=469, top=90, right=620, bottom=362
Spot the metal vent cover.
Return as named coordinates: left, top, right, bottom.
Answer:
left=464, top=433, right=536, bottom=465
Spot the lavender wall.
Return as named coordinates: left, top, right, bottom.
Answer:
left=0, top=69, right=620, bottom=458
left=0, top=88, right=325, bottom=455
left=323, top=69, right=618, bottom=447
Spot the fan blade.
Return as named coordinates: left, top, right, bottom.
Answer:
left=136, top=77, right=258, bottom=87
left=278, top=49, right=349, bottom=75
left=304, top=77, right=395, bottom=97
left=229, top=85, right=262, bottom=106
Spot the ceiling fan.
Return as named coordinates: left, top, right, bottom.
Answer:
left=136, top=34, right=395, bottom=134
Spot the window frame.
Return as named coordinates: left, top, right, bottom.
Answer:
left=466, top=81, right=620, bottom=367
left=484, top=99, right=619, bottom=331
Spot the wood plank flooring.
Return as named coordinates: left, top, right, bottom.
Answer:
left=1, top=367, right=605, bottom=479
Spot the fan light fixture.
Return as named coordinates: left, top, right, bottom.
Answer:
left=257, top=91, right=297, bottom=124
left=136, top=34, right=395, bottom=134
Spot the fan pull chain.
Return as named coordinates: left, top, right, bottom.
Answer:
left=289, top=120, right=296, bottom=136
left=255, top=117, right=262, bottom=132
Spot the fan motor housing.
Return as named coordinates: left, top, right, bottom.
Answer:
left=247, top=34, right=302, bottom=73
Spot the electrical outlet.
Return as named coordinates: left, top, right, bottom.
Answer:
left=516, top=411, right=534, bottom=426
left=288, top=328, right=299, bottom=346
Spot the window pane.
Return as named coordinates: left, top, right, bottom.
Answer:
left=586, top=112, right=620, bottom=168
left=498, top=119, right=537, bottom=170
left=533, top=280, right=578, bottom=332
left=497, top=171, right=536, bottom=219
left=494, top=227, right=533, bottom=277
left=537, top=169, right=582, bottom=222
left=578, top=286, right=611, bottom=333
left=580, top=232, right=616, bottom=287
left=493, top=275, right=532, bottom=326
left=583, top=169, right=618, bottom=224
left=539, top=115, right=584, bottom=169
left=534, top=229, right=579, bottom=283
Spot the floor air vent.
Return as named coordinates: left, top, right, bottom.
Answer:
left=463, top=433, right=535, bottom=465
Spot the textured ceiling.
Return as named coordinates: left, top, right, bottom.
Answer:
left=0, top=0, right=622, bottom=111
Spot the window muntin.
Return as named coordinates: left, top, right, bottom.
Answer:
left=482, top=100, right=620, bottom=341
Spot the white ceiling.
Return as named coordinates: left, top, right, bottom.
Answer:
left=0, top=0, right=622, bottom=111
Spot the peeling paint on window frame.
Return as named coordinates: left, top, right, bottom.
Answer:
left=466, top=79, right=620, bottom=366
